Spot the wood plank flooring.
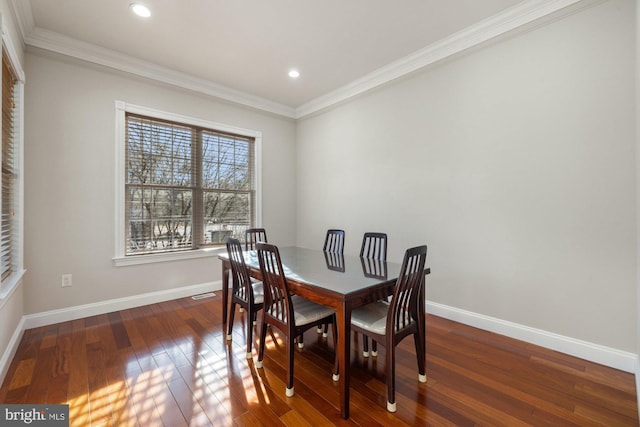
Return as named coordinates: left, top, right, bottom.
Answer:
left=0, top=293, right=637, bottom=426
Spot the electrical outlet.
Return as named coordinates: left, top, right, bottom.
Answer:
left=61, top=274, right=72, bottom=287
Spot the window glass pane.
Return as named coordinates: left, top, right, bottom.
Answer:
left=127, top=186, right=193, bottom=254
left=127, top=117, right=192, bottom=187
left=202, top=131, right=253, bottom=191
left=203, top=191, right=250, bottom=244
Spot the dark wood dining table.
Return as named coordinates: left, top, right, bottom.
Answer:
left=219, top=246, right=429, bottom=419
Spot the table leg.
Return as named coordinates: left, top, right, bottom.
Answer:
left=222, top=261, right=230, bottom=324
left=336, top=303, right=351, bottom=419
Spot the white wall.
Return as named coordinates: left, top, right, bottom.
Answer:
left=296, top=0, right=637, bottom=352
left=23, top=51, right=297, bottom=315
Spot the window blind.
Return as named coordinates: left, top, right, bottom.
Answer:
left=1, top=50, right=16, bottom=280
left=125, top=113, right=255, bottom=255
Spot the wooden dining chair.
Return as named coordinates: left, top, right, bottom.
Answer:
left=245, top=227, right=267, bottom=250
left=255, top=242, right=340, bottom=396
left=360, top=232, right=388, bottom=357
left=323, top=229, right=345, bottom=253
left=226, top=238, right=264, bottom=359
left=360, top=232, right=387, bottom=260
left=351, top=245, right=427, bottom=412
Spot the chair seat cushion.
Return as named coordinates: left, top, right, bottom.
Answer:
left=252, top=282, right=264, bottom=304
left=291, top=295, right=334, bottom=326
left=351, top=301, right=390, bottom=335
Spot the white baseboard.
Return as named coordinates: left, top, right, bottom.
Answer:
left=0, top=315, right=25, bottom=384
left=636, top=356, right=640, bottom=410
left=427, top=301, right=637, bottom=373
left=23, top=281, right=221, bottom=330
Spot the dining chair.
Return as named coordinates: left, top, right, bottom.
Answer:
left=255, top=242, right=340, bottom=396
left=225, top=238, right=264, bottom=359
left=323, top=229, right=345, bottom=253
left=351, top=245, right=427, bottom=412
left=360, top=232, right=388, bottom=357
left=360, top=232, right=387, bottom=260
left=245, top=227, right=267, bottom=250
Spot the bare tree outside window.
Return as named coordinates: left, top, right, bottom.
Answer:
left=125, top=114, right=255, bottom=255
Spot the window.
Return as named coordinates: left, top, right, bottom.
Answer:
left=115, top=102, right=262, bottom=265
left=0, top=30, right=25, bottom=299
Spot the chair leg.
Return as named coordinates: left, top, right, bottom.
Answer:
left=372, top=339, right=378, bottom=357
left=386, top=336, right=397, bottom=412
left=331, top=320, right=339, bottom=381
left=256, top=321, right=268, bottom=369
left=363, top=335, right=369, bottom=357
left=246, top=309, right=253, bottom=359
left=286, top=337, right=295, bottom=397
left=323, top=323, right=329, bottom=338
left=297, top=333, right=304, bottom=349
left=226, top=302, right=236, bottom=341
left=414, top=330, right=427, bottom=383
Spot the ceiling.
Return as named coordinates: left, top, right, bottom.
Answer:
left=13, top=0, right=583, bottom=117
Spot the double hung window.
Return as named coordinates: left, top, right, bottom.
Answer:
left=0, top=33, right=25, bottom=298
left=1, top=50, right=16, bottom=280
left=115, top=103, right=261, bottom=264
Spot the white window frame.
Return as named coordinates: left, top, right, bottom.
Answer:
left=113, top=101, right=262, bottom=267
left=0, top=15, right=25, bottom=303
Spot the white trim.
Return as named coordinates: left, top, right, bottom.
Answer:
left=12, top=0, right=598, bottom=118
left=0, top=315, right=24, bottom=386
left=22, top=281, right=222, bottom=330
left=296, top=0, right=599, bottom=118
left=113, top=247, right=224, bottom=267
left=427, top=301, right=637, bottom=373
left=25, top=27, right=296, bottom=118
left=0, top=268, right=24, bottom=307
left=9, top=0, right=34, bottom=46
left=0, top=13, right=25, bottom=299
left=114, top=101, right=263, bottom=266
left=1, top=17, right=25, bottom=83
left=636, top=356, right=640, bottom=412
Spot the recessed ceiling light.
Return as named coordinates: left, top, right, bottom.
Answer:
left=288, top=69, right=300, bottom=78
left=130, top=3, right=151, bottom=18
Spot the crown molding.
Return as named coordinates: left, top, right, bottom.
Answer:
left=23, top=27, right=297, bottom=118
left=10, top=0, right=33, bottom=46
left=294, top=0, right=601, bottom=118
left=12, top=0, right=599, bottom=119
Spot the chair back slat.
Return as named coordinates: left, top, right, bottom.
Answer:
left=256, top=242, right=293, bottom=327
left=226, top=238, right=253, bottom=303
left=360, top=232, right=387, bottom=261
left=323, top=229, right=345, bottom=254
left=245, top=228, right=267, bottom=250
left=388, top=245, right=427, bottom=333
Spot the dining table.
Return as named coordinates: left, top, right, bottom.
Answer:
left=218, top=246, right=430, bottom=419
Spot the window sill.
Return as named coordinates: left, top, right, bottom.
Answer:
left=113, top=247, right=226, bottom=267
left=0, top=268, right=26, bottom=309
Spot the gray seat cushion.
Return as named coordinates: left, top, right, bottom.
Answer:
left=291, top=295, right=334, bottom=326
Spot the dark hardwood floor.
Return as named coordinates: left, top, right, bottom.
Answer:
left=0, top=293, right=637, bottom=426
